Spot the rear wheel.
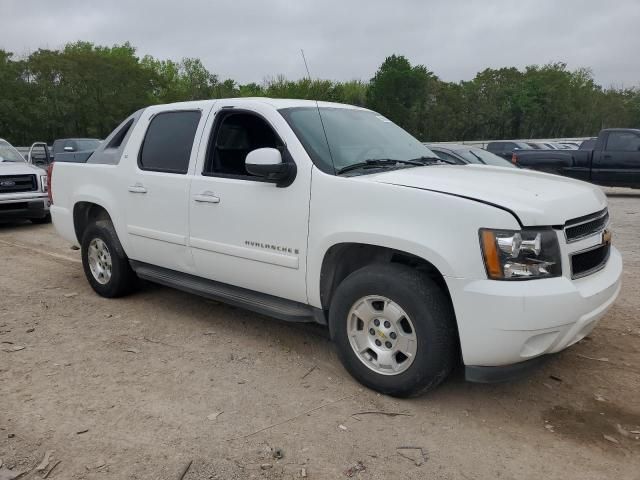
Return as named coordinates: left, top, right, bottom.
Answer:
left=329, top=263, right=457, bottom=397
left=81, top=220, right=137, bottom=297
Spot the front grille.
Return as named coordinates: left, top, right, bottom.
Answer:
left=565, top=209, right=608, bottom=243
left=0, top=175, right=37, bottom=193
left=571, top=243, right=610, bottom=279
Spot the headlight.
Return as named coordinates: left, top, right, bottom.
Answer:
left=40, top=175, right=48, bottom=192
left=479, top=228, right=561, bottom=280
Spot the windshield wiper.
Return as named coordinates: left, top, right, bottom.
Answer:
left=336, top=158, right=424, bottom=175
left=468, top=151, right=487, bottom=165
left=407, top=156, right=456, bottom=165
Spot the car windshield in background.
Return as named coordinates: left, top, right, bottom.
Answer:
left=0, top=141, right=26, bottom=162
left=76, top=139, right=101, bottom=151
left=459, top=148, right=515, bottom=167
left=279, top=107, right=438, bottom=174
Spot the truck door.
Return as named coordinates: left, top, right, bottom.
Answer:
left=592, top=131, right=640, bottom=187
left=123, top=107, right=209, bottom=273
left=188, top=103, right=311, bottom=303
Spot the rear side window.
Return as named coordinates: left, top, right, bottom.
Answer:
left=606, top=132, right=640, bottom=152
left=487, top=142, right=503, bottom=152
left=139, top=110, right=201, bottom=173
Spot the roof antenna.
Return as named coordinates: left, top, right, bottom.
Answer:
left=301, top=49, right=312, bottom=81
left=300, top=49, right=336, bottom=173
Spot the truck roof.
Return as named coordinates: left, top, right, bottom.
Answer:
left=53, top=137, right=100, bottom=142
left=600, top=128, right=640, bottom=134
left=144, top=97, right=369, bottom=112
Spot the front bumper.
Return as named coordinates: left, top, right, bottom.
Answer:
left=465, top=354, right=555, bottom=383
left=447, top=246, right=622, bottom=369
left=0, top=195, right=50, bottom=219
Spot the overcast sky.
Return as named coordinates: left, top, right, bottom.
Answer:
left=2, top=0, right=639, bottom=88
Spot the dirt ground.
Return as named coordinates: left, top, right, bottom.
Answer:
left=1, top=189, right=639, bottom=480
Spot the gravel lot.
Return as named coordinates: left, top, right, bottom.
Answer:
left=1, top=188, right=639, bottom=479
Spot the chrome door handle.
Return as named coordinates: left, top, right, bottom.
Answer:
left=128, top=184, right=147, bottom=194
left=193, top=191, right=220, bottom=204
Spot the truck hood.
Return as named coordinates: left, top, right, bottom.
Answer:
left=364, top=165, right=607, bottom=226
left=0, top=161, right=45, bottom=176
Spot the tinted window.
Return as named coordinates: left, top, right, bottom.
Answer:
left=204, top=112, right=282, bottom=178
left=606, top=132, right=640, bottom=152
left=139, top=110, right=201, bottom=173
left=486, top=142, right=503, bottom=152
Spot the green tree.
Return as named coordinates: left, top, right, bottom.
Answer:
left=367, top=55, right=438, bottom=139
left=1, top=42, right=639, bottom=146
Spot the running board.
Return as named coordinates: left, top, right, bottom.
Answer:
left=130, top=261, right=325, bottom=324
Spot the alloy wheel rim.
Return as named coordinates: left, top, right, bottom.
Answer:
left=346, top=295, right=418, bottom=376
left=88, top=238, right=112, bottom=285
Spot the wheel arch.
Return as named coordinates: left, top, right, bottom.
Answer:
left=73, top=201, right=114, bottom=244
left=318, top=242, right=454, bottom=314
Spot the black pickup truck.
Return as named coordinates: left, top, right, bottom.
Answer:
left=512, top=129, right=640, bottom=188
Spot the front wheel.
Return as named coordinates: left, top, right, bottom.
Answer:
left=81, top=220, right=137, bottom=298
left=329, top=263, right=458, bottom=397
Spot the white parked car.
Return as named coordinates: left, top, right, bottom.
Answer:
left=0, top=138, right=50, bottom=223
left=49, top=99, right=622, bottom=396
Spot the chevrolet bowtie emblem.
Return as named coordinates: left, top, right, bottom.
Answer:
left=603, top=229, right=612, bottom=245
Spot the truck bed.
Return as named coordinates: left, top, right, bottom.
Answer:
left=513, top=149, right=593, bottom=181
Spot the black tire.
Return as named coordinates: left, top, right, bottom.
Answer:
left=31, top=213, right=51, bottom=224
left=81, top=220, right=137, bottom=298
left=329, top=263, right=458, bottom=397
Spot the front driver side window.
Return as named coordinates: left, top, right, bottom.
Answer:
left=203, top=112, right=283, bottom=178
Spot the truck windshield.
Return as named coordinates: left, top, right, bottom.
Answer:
left=0, top=141, right=25, bottom=162
left=279, top=107, right=437, bottom=174
left=460, top=148, right=515, bottom=168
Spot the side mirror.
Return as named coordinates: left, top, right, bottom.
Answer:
left=245, top=148, right=295, bottom=187
left=64, top=146, right=75, bottom=152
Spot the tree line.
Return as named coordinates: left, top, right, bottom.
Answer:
left=1, top=42, right=638, bottom=145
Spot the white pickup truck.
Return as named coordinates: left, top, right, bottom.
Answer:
left=0, top=138, right=51, bottom=223
left=50, top=98, right=622, bottom=396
